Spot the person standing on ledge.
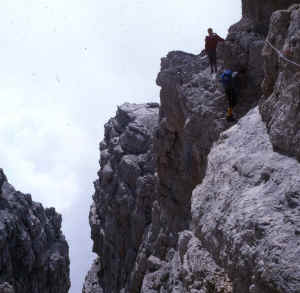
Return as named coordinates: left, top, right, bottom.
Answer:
left=205, top=28, right=224, bottom=74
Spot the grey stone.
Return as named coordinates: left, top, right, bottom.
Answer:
left=119, top=155, right=141, bottom=189
left=0, top=283, right=14, bottom=293
left=241, top=0, right=300, bottom=34
left=82, top=258, right=103, bottom=293
left=192, top=108, right=300, bottom=293
left=140, top=232, right=231, bottom=293
left=83, top=1, right=300, bottom=292
left=83, top=103, right=159, bottom=293
left=260, top=4, right=300, bottom=161
left=0, top=171, right=70, bottom=293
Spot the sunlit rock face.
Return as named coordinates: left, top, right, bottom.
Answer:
left=192, top=107, right=300, bottom=293
left=260, top=4, right=300, bottom=161
left=0, top=170, right=70, bottom=293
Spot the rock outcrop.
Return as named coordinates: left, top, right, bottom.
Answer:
left=85, top=103, right=159, bottom=292
left=192, top=107, right=300, bottom=293
left=0, top=170, right=70, bottom=293
left=82, top=259, right=102, bottom=293
left=84, top=1, right=300, bottom=293
left=222, top=0, right=300, bottom=100
left=242, top=0, right=300, bottom=33
left=260, top=4, right=300, bottom=161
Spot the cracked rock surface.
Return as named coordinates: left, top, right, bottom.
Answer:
left=83, top=1, right=300, bottom=293
left=0, top=170, right=70, bottom=293
left=260, top=4, right=300, bottom=161
left=242, top=0, right=300, bottom=34
left=84, top=103, right=159, bottom=293
left=82, top=258, right=103, bottom=293
left=192, top=107, right=300, bottom=293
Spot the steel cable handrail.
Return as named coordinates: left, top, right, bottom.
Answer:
left=265, top=39, right=300, bottom=69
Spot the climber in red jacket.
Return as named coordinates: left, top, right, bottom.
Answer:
left=205, top=28, right=225, bottom=74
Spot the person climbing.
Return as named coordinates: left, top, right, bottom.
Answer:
left=205, top=28, right=224, bottom=74
left=220, top=69, right=241, bottom=122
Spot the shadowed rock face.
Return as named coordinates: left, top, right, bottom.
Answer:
left=222, top=0, right=300, bottom=100
left=0, top=170, right=70, bottom=293
left=260, top=4, right=300, bottom=161
left=154, top=48, right=260, bottom=236
left=242, top=0, right=300, bottom=34
left=86, top=103, right=159, bottom=293
left=221, top=26, right=264, bottom=99
left=156, top=51, right=225, bottom=226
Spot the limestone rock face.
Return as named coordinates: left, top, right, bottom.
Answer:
left=242, top=0, right=300, bottom=33
left=156, top=51, right=227, bottom=228
left=152, top=48, right=259, bottom=250
left=85, top=103, right=159, bottom=293
left=221, top=0, right=300, bottom=100
left=192, top=107, right=300, bottom=293
left=0, top=170, right=70, bottom=293
left=84, top=1, right=300, bottom=293
left=124, top=49, right=259, bottom=293
left=221, top=24, right=264, bottom=99
left=156, top=50, right=258, bottom=213
left=260, top=4, right=300, bottom=161
left=140, top=230, right=232, bottom=293
left=82, top=259, right=103, bottom=293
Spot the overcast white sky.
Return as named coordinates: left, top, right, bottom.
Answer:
left=0, top=1, right=241, bottom=292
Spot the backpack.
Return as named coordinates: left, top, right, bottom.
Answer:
left=221, top=70, right=233, bottom=89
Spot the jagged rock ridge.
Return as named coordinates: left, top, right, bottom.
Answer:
left=0, top=170, right=70, bottom=293
left=84, top=1, right=300, bottom=293
left=83, top=103, right=159, bottom=293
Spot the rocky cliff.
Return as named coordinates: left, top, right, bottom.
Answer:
left=0, top=170, right=70, bottom=293
left=260, top=4, right=300, bottom=161
left=83, top=103, right=159, bottom=293
left=242, top=0, right=300, bottom=33
left=84, top=1, right=300, bottom=293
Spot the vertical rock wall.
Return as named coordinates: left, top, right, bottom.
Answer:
left=242, top=0, right=300, bottom=33
left=260, top=4, right=300, bottom=160
left=84, top=1, right=300, bottom=293
left=86, top=103, right=159, bottom=293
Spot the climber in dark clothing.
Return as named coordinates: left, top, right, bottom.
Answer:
left=220, top=69, right=241, bottom=122
left=205, top=28, right=224, bottom=73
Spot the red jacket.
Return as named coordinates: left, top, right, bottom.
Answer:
left=205, top=33, right=224, bottom=51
